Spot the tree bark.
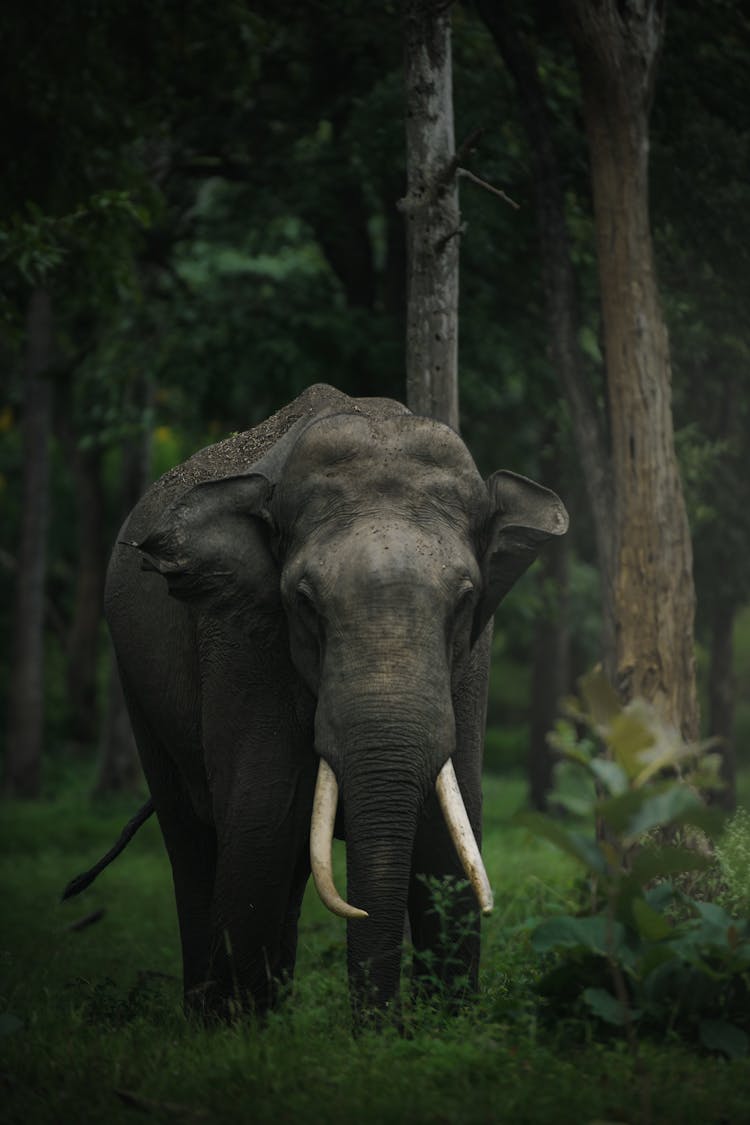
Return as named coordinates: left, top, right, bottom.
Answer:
left=58, top=410, right=107, bottom=747
left=563, top=0, right=699, bottom=740
left=4, top=289, right=54, bottom=797
left=402, top=0, right=460, bottom=431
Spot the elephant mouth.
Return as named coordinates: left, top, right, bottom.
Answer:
left=309, top=758, right=494, bottom=920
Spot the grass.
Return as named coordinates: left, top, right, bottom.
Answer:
left=2, top=767, right=750, bottom=1124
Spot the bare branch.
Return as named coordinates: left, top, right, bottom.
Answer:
left=456, top=168, right=520, bottom=210
left=441, top=126, right=486, bottom=187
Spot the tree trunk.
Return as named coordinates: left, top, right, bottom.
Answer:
left=708, top=602, right=736, bottom=812
left=58, top=414, right=107, bottom=747
left=563, top=0, right=699, bottom=740
left=402, top=0, right=460, bottom=431
left=4, top=289, right=54, bottom=797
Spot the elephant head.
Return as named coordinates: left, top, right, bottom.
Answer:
left=135, top=408, right=568, bottom=1011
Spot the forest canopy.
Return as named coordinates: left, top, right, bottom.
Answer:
left=1, top=0, right=749, bottom=802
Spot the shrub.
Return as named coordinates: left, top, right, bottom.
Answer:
left=517, top=670, right=750, bottom=1061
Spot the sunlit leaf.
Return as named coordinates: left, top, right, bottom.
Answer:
left=578, top=668, right=622, bottom=727
left=607, top=704, right=656, bottom=778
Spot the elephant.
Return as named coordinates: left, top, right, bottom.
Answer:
left=103, top=383, right=568, bottom=1022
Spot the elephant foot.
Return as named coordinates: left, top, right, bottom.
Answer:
left=183, top=970, right=295, bottom=1025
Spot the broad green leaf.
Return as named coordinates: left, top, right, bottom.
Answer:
left=596, top=787, right=653, bottom=834
left=531, top=914, right=625, bottom=957
left=631, top=897, right=672, bottom=941
left=589, top=757, right=629, bottom=796
left=692, top=901, right=737, bottom=928
left=582, top=987, right=640, bottom=1026
left=622, top=786, right=703, bottom=842
left=644, top=881, right=677, bottom=913
left=629, top=845, right=712, bottom=885
left=639, top=943, right=677, bottom=979
left=699, top=1019, right=749, bottom=1059
left=514, top=812, right=609, bottom=874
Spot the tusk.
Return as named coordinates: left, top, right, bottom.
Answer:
left=310, top=758, right=368, bottom=920
left=436, top=759, right=494, bottom=916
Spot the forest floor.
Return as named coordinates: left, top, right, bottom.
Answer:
left=1, top=766, right=749, bottom=1125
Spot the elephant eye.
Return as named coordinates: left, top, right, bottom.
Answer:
left=296, top=582, right=320, bottom=634
left=455, top=582, right=475, bottom=616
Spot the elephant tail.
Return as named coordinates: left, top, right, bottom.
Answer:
left=60, top=798, right=155, bottom=901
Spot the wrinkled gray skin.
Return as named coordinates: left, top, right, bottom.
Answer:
left=105, top=384, right=568, bottom=1022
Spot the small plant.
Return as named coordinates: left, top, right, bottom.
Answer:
left=409, top=875, right=479, bottom=1012
left=518, top=670, right=750, bottom=1068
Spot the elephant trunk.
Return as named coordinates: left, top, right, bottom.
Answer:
left=341, top=754, right=424, bottom=1016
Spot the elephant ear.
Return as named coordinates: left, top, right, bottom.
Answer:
left=473, top=471, right=569, bottom=642
left=132, top=473, right=278, bottom=606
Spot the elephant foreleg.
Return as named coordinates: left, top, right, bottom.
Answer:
left=208, top=756, right=316, bottom=1016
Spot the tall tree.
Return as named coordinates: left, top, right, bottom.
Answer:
left=402, top=0, right=460, bottom=430
left=4, top=290, right=54, bottom=796
left=562, top=0, right=699, bottom=740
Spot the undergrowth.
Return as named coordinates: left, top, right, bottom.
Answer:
left=1, top=762, right=749, bottom=1124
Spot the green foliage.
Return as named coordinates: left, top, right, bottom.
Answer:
left=518, top=671, right=750, bottom=1059
left=409, top=875, right=478, bottom=1010
left=2, top=766, right=750, bottom=1123
left=716, top=807, right=750, bottom=917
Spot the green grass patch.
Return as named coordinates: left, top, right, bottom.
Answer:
left=2, top=769, right=749, bottom=1124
